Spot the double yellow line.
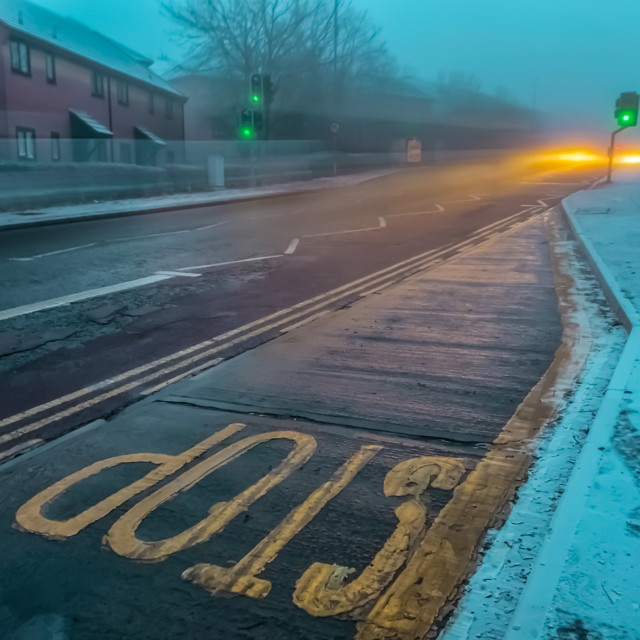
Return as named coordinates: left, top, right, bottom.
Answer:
left=0, top=207, right=540, bottom=448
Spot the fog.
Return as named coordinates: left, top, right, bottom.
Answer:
left=28, top=0, right=640, bottom=147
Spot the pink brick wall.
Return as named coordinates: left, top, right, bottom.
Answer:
left=0, top=22, right=185, bottom=162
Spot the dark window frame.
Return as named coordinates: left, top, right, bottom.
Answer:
left=10, top=39, right=31, bottom=76
left=148, top=92, right=154, bottom=114
left=45, top=53, right=56, bottom=84
left=91, top=70, right=105, bottom=98
left=117, top=80, right=129, bottom=106
left=165, top=98, right=173, bottom=120
left=16, top=127, right=36, bottom=160
left=51, top=132, right=61, bottom=161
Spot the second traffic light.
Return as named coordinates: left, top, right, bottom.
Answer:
left=615, top=92, right=639, bottom=128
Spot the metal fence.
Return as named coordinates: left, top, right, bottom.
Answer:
left=0, top=137, right=407, bottom=211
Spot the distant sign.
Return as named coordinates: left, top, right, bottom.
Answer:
left=330, top=122, right=340, bottom=134
left=407, top=139, right=421, bottom=163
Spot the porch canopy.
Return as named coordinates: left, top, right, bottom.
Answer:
left=69, top=109, right=113, bottom=138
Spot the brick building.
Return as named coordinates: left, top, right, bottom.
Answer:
left=0, top=0, right=187, bottom=164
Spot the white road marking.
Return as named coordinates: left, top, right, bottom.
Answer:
left=1, top=252, right=284, bottom=321
left=388, top=204, right=445, bottom=218
left=9, top=243, right=97, bottom=262
left=355, top=197, right=367, bottom=203
left=114, top=221, right=228, bottom=242
left=289, top=207, right=307, bottom=215
left=537, top=199, right=548, bottom=207
left=177, top=254, right=284, bottom=272
left=0, top=274, right=174, bottom=322
left=442, top=194, right=483, bottom=204
left=285, top=239, right=300, bottom=255
left=155, top=271, right=202, bottom=278
left=0, top=207, right=535, bottom=442
left=8, top=223, right=229, bottom=263
left=303, top=216, right=387, bottom=238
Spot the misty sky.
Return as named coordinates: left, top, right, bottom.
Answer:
left=27, top=0, right=640, bottom=142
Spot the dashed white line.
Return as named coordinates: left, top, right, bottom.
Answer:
left=9, top=242, right=97, bottom=262
left=303, top=216, right=387, bottom=238
left=155, top=271, right=202, bottom=278
left=177, top=254, right=283, bottom=272
left=9, top=223, right=229, bottom=263
left=285, top=239, right=300, bottom=255
left=389, top=204, right=445, bottom=218
left=116, top=221, right=228, bottom=242
left=442, top=194, right=483, bottom=204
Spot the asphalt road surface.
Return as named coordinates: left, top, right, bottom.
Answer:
left=0, top=157, right=613, bottom=640
left=0, top=158, right=601, bottom=454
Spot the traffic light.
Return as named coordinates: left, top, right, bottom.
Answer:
left=615, top=92, right=639, bottom=128
left=239, top=108, right=254, bottom=139
left=250, top=74, right=263, bottom=105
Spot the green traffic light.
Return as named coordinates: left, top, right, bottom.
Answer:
left=251, top=94, right=262, bottom=104
left=618, top=108, right=638, bottom=127
left=240, top=127, right=254, bottom=139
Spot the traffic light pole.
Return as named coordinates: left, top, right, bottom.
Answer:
left=606, top=126, right=625, bottom=184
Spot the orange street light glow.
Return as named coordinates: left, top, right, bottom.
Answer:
left=618, top=154, right=640, bottom=164
left=554, top=151, right=603, bottom=163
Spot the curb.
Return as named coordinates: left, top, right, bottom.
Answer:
left=0, top=169, right=400, bottom=232
left=502, top=196, right=640, bottom=639
left=0, top=188, right=313, bottom=232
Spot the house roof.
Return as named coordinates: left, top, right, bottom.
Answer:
left=0, top=0, right=185, bottom=99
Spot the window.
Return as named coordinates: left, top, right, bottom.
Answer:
left=165, top=98, right=173, bottom=119
left=91, top=70, right=105, bottom=97
left=10, top=40, right=30, bottom=75
left=148, top=92, right=154, bottom=114
left=120, top=143, right=132, bottom=164
left=51, top=132, right=61, bottom=161
left=16, top=128, right=36, bottom=160
left=117, top=80, right=129, bottom=106
left=45, top=53, right=56, bottom=84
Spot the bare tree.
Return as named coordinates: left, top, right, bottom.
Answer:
left=163, top=0, right=396, bottom=108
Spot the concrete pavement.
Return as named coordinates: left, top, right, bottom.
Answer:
left=0, top=211, right=580, bottom=639
left=440, top=169, right=640, bottom=639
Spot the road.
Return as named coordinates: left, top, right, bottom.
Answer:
left=0, top=157, right=611, bottom=639
left=0, top=158, right=601, bottom=455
